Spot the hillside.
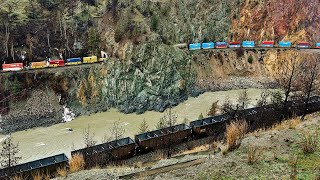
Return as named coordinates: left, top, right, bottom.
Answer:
left=0, top=0, right=320, bottom=133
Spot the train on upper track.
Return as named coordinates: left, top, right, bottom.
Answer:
left=189, top=40, right=320, bottom=50
left=1, top=40, right=320, bottom=73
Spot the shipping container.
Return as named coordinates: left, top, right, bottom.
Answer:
left=135, top=124, right=192, bottom=153
left=229, top=41, right=241, bottom=48
left=316, top=43, right=320, bottom=49
left=0, top=154, right=68, bottom=180
left=83, top=56, right=98, bottom=63
left=189, top=43, right=201, bottom=50
left=201, top=42, right=214, bottom=49
left=296, top=42, right=309, bottom=48
left=2, top=63, right=24, bottom=72
left=242, top=41, right=255, bottom=48
left=30, top=61, right=47, bottom=69
left=71, top=137, right=136, bottom=168
left=49, top=60, right=65, bottom=67
left=66, top=57, right=82, bottom=65
left=215, top=42, right=228, bottom=48
left=279, top=41, right=292, bottom=48
left=261, top=41, right=274, bottom=47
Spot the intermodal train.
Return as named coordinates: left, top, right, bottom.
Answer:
left=189, top=41, right=320, bottom=50
left=1, top=97, right=320, bottom=179
left=1, top=56, right=106, bottom=72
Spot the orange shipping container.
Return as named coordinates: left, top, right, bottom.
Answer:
left=31, top=61, right=47, bottom=69
left=2, top=63, right=23, bottom=72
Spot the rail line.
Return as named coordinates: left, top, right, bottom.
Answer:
left=119, top=158, right=206, bottom=179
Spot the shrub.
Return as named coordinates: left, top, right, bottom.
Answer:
left=247, top=55, right=253, bottom=64
left=226, top=121, right=248, bottom=151
left=301, top=129, right=319, bottom=154
left=198, top=113, right=204, bottom=119
left=208, top=101, right=219, bottom=116
left=151, top=14, right=159, bottom=31
left=247, top=143, right=262, bottom=164
left=271, top=90, right=283, bottom=106
left=69, top=154, right=85, bottom=173
left=57, top=167, right=68, bottom=177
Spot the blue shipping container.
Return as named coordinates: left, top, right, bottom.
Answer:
left=67, top=58, right=81, bottom=62
left=201, top=42, right=214, bottom=49
left=279, top=41, right=292, bottom=47
left=216, top=42, right=227, bottom=46
left=242, top=41, right=255, bottom=47
left=316, top=43, right=320, bottom=47
left=189, top=43, right=201, bottom=50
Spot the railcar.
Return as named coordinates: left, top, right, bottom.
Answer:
left=83, top=56, right=98, bottom=63
left=201, top=42, right=214, bottom=49
left=215, top=42, right=228, bottom=49
left=2, top=63, right=24, bottom=72
left=296, top=42, right=309, bottom=48
left=279, top=41, right=292, bottom=48
left=229, top=41, right=241, bottom=48
left=242, top=41, right=255, bottom=48
left=0, top=154, right=68, bottom=180
left=261, top=41, right=274, bottom=47
left=189, top=43, right=201, bottom=50
left=71, top=137, right=136, bottom=168
left=30, top=61, right=47, bottom=69
left=190, top=114, right=231, bottom=138
left=135, top=124, right=192, bottom=153
left=66, top=58, right=82, bottom=66
left=48, top=59, right=65, bottom=67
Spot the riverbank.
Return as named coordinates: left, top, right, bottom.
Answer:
left=57, top=113, right=320, bottom=179
left=3, top=88, right=267, bottom=164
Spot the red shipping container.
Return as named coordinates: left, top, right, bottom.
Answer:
left=229, top=41, right=241, bottom=45
left=2, top=63, right=23, bottom=71
left=262, top=41, right=274, bottom=45
left=49, top=60, right=65, bottom=67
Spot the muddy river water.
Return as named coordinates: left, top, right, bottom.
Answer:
left=1, top=88, right=269, bottom=163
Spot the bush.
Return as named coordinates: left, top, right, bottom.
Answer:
left=69, top=154, right=85, bottom=173
left=208, top=101, right=219, bottom=116
left=226, top=121, right=248, bottom=151
left=271, top=90, right=283, bottom=106
left=247, top=55, right=253, bottom=64
left=151, top=14, right=159, bottom=31
left=247, top=143, right=262, bottom=164
left=301, top=129, right=319, bottom=154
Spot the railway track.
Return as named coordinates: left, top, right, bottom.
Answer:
left=119, top=158, right=206, bottom=179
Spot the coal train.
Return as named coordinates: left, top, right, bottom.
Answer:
left=1, top=97, right=320, bottom=179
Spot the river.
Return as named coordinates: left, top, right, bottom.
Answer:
left=2, top=88, right=268, bottom=163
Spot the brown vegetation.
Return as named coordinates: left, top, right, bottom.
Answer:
left=301, top=129, right=319, bottom=154
left=247, top=143, right=263, bottom=164
left=69, top=154, right=85, bottom=173
left=207, top=101, right=219, bottom=116
left=225, top=121, right=248, bottom=151
left=57, top=167, right=68, bottom=178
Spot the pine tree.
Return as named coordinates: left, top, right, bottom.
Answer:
left=208, top=101, right=219, bottom=116
left=0, top=135, right=21, bottom=168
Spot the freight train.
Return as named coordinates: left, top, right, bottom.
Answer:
left=1, top=97, right=320, bottom=179
left=1, top=56, right=106, bottom=72
left=189, top=41, right=320, bottom=50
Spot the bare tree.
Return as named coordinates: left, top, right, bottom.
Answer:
left=0, top=135, right=21, bottom=168
left=274, top=55, right=302, bottom=116
left=111, top=119, right=125, bottom=142
left=237, top=89, right=250, bottom=109
left=221, top=96, right=235, bottom=115
left=295, top=57, right=320, bottom=119
left=83, top=125, right=97, bottom=148
left=256, top=89, right=270, bottom=107
left=138, top=119, right=149, bottom=134
left=207, top=100, right=219, bottom=116
left=155, top=108, right=177, bottom=129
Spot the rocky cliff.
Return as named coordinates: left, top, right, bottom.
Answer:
left=0, top=0, right=319, bottom=133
